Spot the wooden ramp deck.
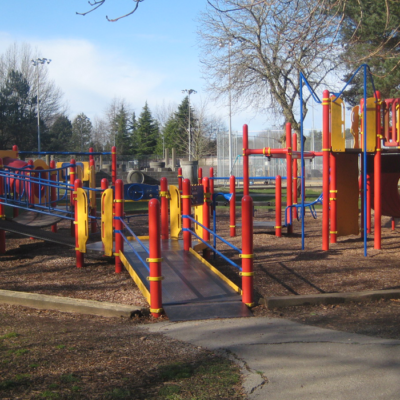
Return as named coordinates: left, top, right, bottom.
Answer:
left=122, top=240, right=252, bottom=322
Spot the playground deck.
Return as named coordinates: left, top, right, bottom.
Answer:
left=122, top=240, right=252, bottom=321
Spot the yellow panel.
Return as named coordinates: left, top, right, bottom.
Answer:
left=0, top=151, right=18, bottom=159
left=80, top=162, right=91, bottom=182
left=362, top=97, right=377, bottom=152
left=169, top=185, right=181, bottom=239
left=120, top=250, right=151, bottom=304
left=76, top=188, right=89, bottom=252
left=76, top=165, right=84, bottom=182
left=89, top=165, right=96, bottom=208
left=350, top=105, right=360, bottom=149
left=331, top=96, right=346, bottom=152
left=101, top=188, right=114, bottom=256
left=194, top=205, right=203, bottom=237
left=336, top=153, right=359, bottom=237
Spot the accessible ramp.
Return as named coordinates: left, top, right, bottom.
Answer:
left=121, top=239, right=252, bottom=322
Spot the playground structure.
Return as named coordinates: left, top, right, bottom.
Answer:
left=0, top=147, right=255, bottom=320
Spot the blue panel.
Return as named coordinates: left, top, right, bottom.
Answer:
left=124, top=183, right=159, bottom=201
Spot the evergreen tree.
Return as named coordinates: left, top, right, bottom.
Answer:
left=133, top=102, right=161, bottom=156
left=339, top=0, right=400, bottom=105
left=163, top=96, right=195, bottom=157
left=114, top=104, right=131, bottom=154
left=45, top=115, right=73, bottom=152
left=0, top=69, right=37, bottom=150
left=71, top=113, right=92, bottom=152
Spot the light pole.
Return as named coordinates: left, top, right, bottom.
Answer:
left=219, top=40, right=233, bottom=175
left=182, top=89, right=197, bottom=161
left=31, top=58, right=51, bottom=153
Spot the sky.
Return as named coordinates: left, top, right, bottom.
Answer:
left=0, top=0, right=322, bottom=134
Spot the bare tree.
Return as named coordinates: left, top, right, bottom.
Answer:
left=77, top=0, right=144, bottom=22
left=0, top=42, right=65, bottom=125
left=198, top=0, right=345, bottom=132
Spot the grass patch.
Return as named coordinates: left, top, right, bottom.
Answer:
left=0, top=332, right=19, bottom=340
left=14, top=349, right=29, bottom=356
left=60, top=373, right=80, bottom=383
left=104, top=388, right=132, bottom=399
left=55, top=344, right=66, bottom=349
left=159, top=362, right=194, bottom=380
left=40, top=390, right=59, bottom=399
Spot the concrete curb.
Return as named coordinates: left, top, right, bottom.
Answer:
left=260, top=289, right=400, bottom=309
left=0, top=289, right=144, bottom=318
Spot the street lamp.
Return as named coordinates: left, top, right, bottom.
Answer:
left=182, top=89, right=197, bottom=161
left=31, top=58, right=51, bottom=153
left=219, top=40, right=233, bottom=175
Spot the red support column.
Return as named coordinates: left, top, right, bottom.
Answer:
left=292, top=133, right=298, bottom=221
left=182, top=179, right=192, bottom=251
left=275, top=175, right=282, bottom=237
left=160, top=177, right=169, bottom=240
left=374, top=90, right=382, bottom=249
left=209, top=167, right=215, bottom=218
left=70, top=159, right=76, bottom=237
left=50, top=160, right=57, bottom=233
left=90, top=158, right=97, bottom=234
left=329, top=153, right=337, bottom=243
left=322, top=90, right=331, bottom=251
left=241, top=195, right=254, bottom=306
left=28, top=160, right=35, bottom=206
left=198, top=167, right=203, bottom=182
left=148, top=198, right=162, bottom=318
left=367, top=173, right=371, bottom=234
left=0, top=159, right=5, bottom=253
left=74, top=179, right=84, bottom=269
left=114, top=179, right=124, bottom=273
left=111, top=146, right=117, bottom=186
left=89, top=147, right=94, bottom=163
left=101, top=178, right=108, bottom=190
left=392, top=218, right=395, bottom=231
left=178, top=167, right=183, bottom=192
left=229, top=175, right=236, bottom=237
left=286, top=123, right=293, bottom=234
left=243, top=124, right=250, bottom=196
left=12, top=146, right=19, bottom=218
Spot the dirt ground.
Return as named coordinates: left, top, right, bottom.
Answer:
left=1, top=210, right=400, bottom=398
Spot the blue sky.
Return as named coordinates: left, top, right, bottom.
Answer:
left=0, top=0, right=319, bottom=133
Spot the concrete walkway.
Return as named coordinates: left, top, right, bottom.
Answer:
left=144, top=317, right=400, bottom=400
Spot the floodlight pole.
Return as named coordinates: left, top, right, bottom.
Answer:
left=31, top=58, right=51, bottom=153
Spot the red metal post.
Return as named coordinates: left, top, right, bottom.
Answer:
left=74, top=179, right=84, bottom=268
left=329, top=153, right=337, bottom=243
left=275, top=175, right=282, bottom=237
left=148, top=198, right=162, bottom=318
left=392, top=218, right=395, bottom=231
left=111, top=146, right=117, bottom=186
left=90, top=158, right=97, bottom=234
left=241, top=195, right=254, bottom=306
left=243, top=124, right=250, bottom=196
left=367, top=173, right=371, bottom=234
left=322, top=90, right=331, bottom=250
left=182, top=178, right=192, bottom=251
left=198, top=167, right=203, bottom=182
left=209, top=167, right=214, bottom=195
left=89, top=147, right=94, bottom=162
left=101, top=178, right=108, bottom=190
left=70, top=159, right=76, bottom=237
left=178, top=167, right=183, bottom=192
left=374, top=91, right=382, bottom=249
left=292, top=133, right=298, bottom=221
left=12, top=146, right=19, bottom=218
left=0, top=159, right=5, bottom=253
left=28, top=159, right=35, bottom=206
left=160, top=177, right=169, bottom=240
left=286, top=123, right=293, bottom=234
left=50, top=160, right=57, bottom=233
left=229, top=175, right=236, bottom=237
left=114, top=179, right=124, bottom=273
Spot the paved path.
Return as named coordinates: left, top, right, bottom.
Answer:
left=145, top=317, right=400, bottom=400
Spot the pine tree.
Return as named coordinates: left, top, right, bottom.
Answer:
left=162, top=96, right=195, bottom=157
left=114, top=104, right=131, bottom=154
left=71, top=113, right=92, bottom=152
left=0, top=69, right=37, bottom=150
left=339, top=0, right=400, bottom=105
left=133, top=102, right=161, bottom=156
left=46, top=115, right=73, bottom=152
